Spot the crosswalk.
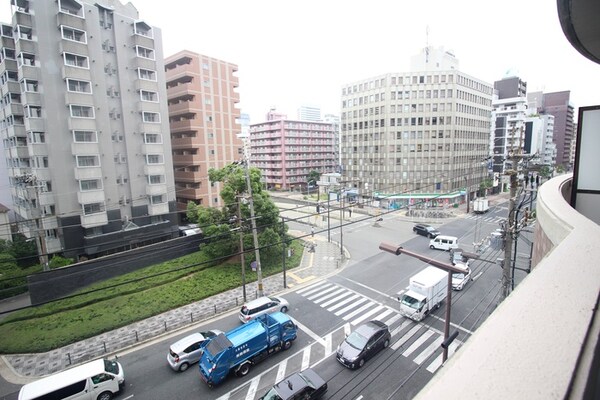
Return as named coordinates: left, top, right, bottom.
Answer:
left=296, top=281, right=461, bottom=373
left=464, top=213, right=505, bottom=224
left=216, top=281, right=463, bottom=400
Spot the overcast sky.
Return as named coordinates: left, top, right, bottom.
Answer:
left=2, top=0, right=598, bottom=122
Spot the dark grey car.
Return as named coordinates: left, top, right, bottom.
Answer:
left=336, top=320, right=391, bottom=369
left=413, top=224, right=440, bottom=238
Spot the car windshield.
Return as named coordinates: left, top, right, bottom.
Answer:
left=241, top=306, right=249, bottom=315
left=345, top=331, right=368, bottom=350
left=401, top=295, right=424, bottom=310
left=268, top=296, right=279, bottom=303
left=453, top=272, right=465, bottom=280
left=103, top=359, right=119, bottom=374
left=426, top=227, right=435, bottom=232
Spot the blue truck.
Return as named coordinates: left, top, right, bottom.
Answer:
left=199, top=311, right=297, bottom=387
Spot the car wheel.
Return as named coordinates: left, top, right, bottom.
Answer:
left=280, top=306, right=288, bottom=313
left=357, top=358, right=365, bottom=368
left=383, top=338, right=390, bottom=348
left=178, top=362, right=189, bottom=372
left=236, top=363, right=250, bottom=377
left=282, top=340, right=292, bottom=350
left=430, top=245, right=435, bottom=249
left=97, top=392, right=112, bottom=400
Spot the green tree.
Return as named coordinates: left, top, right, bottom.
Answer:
left=9, top=234, right=38, bottom=268
left=48, top=255, right=74, bottom=269
left=539, top=165, right=553, bottom=179
left=479, top=178, right=493, bottom=197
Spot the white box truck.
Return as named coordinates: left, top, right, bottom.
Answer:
left=398, top=266, right=447, bottom=321
left=473, top=198, right=489, bottom=214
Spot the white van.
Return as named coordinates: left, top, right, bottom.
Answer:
left=429, top=235, right=459, bottom=251
left=18, top=358, right=124, bottom=400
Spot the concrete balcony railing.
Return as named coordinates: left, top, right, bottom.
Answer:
left=416, top=173, right=600, bottom=399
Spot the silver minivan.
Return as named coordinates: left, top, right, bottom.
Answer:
left=429, top=235, right=459, bottom=251
left=239, top=296, right=289, bottom=323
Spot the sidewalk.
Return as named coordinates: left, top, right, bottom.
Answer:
left=0, top=230, right=347, bottom=384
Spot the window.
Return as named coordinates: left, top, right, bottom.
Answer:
left=20, top=79, right=38, bottom=92
left=148, top=174, right=164, bottom=184
left=67, top=79, right=92, bottom=93
left=63, top=52, right=89, bottom=68
left=61, top=26, right=86, bottom=43
left=73, top=130, right=97, bottom=142
left=138, top=68, right=156, bottom=81
left=140, top=90, right=158, bottom=102
left=144, top=133, right=162, bottom=143
left=59, top=0, right=84, bottom=18
left=25, top=106, right=42, bottom=118
left=150, top=194, right=165, bottom=204
left=70, top=105, right=94, bottom=118
left=17, top=52, right=35, bottom=67
left=142, top=112, right=160, bottom=123
left=28, top=131, right=45, bottom=143
left=146, top=154, right=163, bottom=164
left=80, top=179, right=101, bottom=191
left=76, top=155, right=99, bottom=167
left=136, top=46, right=154, bottom=60
left=83, top=202, right=104, bottom=215
left=14, top=25, right=32, bottom=41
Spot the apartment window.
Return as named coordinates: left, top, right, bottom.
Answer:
left=138, top=68, right=156, bottom=81
left=148, top=174, right=164, bottom=184
left=70, top=105, right=94, bottom=118
left=136, top=46, right=154, bottom=60
left=83, top=202, right=104, bottom=215
left=1, top=47, right=15, bottom=61
left=17, top=52, right=35, bottom=67
left=76, top=155, right=100, bottom=167
left=59, top=0, right=84, bottom=18
left=63, top=52, right=89, bottom=68
left=32, top=156, right=48, bottom=168
left=61, top=26, right=86, bottom=43
left=146, top=154, right=163, bottom=164
left=72, top=130, right=97, bottom=142
left=28, top=131, right=45, bottom=143
left=202, top=63, right=209, bottom=70
left=140, top=90, right=158, bottom=102
left=142, top=112, right=160, bottom=123
left=67, top=79, right=92, bottom=93
left=150, top=194, right=165, bottom=204
left=143, top=133, right=162, bottom=143
left=80, top=179, right=102, bottom=191
left=25, top=105, right=42, bottom=118
left=20, top=79, right=38, bottom=92
left=14, top=25, right=32, bottom=41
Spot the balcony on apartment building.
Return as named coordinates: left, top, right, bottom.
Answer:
left=166, top=76, right=194, bottom=98
left=416, top=173, right=600, bottom=399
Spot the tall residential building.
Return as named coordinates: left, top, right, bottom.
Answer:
left=528, top=90, right=575, bottom=168
left=249, top=119, right=336, bottom=190
left=297, top=105, right=321, bottom=122
left=323, top=113, right=341, bottom=171
left=340, top=47, right=493, bottom=208
left=524, top=114, right=556, bottom=167
left=0, top=0, right=176, bottom=261
left=165, top=51, right=242, bottom=210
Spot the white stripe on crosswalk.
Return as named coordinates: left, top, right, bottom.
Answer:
left=372, top=308, right=394, bottom=323
left=413, top=336, right=443, bottom=365
left=300, top=282, right=332, bottom=297
left=351, top=305, right=385, bottom=325
left=402, top=330, right=434, bottom=357
left=426, top=341, right=460, bottom=373
left=390, top=319, right=412, bottom=338
left=312, top=288, right=346, bottom=303
left=325, top=332, right=332, bottom=355
left=275, top=359, right=287, bottom=383
left=328, top=294, right=361, bottom=312
left=383, top=313, right=403, bottom=328
left=334, top=297, right=369, bottom=316
left=244, top=376, right=260, bottom=400
left=296, top=281, right=329, bottom=294
left=301, top=346, right=311, bottom=370
left=391, top=325, right=422, bottom=350
left=341, top=301, right=373, bottom=321
left=320, top=291, right=354, bottom=308
left=307, top=285, right=338, bottom=300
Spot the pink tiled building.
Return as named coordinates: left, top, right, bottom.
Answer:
left=165, top=50, right=243, bottom=210
left=249, top=118, right=337, bottom=191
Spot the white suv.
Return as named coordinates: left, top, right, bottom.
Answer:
left=239, top=296, right=289, bottom=323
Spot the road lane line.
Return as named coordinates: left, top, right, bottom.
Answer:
left=301, top=347, right=311, bottom=370
left=290, top=317, right=327, bottom=347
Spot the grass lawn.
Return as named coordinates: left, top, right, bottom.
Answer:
left=0, top=240, right=304, bottom=354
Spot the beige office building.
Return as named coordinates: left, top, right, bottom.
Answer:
left=165, top=50, right=242, bottom=210
left=0, top=0, right=176, bottom=260
left=340, top=47, right=493, bottom=208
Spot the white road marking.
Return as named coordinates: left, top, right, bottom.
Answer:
left=307, top=285, right=338, bottom=300
left=275, top=359, right=287, bottom=383
left=426, top=341, right=460, bottom=373
left=402, top=329, right=434, bottom=357
left=244, top=377, right=260, bottom=400
left=313, top=288, right=346, bottom=304
left=351, top=305, right=385, bottom=325
left=334, top=297, right=369, bottom=316
left=290, top=317, right=327, bottom=347
left=391, top=325, right=421, bottom=350
left=320, top=291, right=354, bottom=308
left=328, top=294, right=361, bottom=312
left=413, top=337, right=443, bottom=365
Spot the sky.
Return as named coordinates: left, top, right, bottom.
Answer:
left=0, top=0, right=598, bottom=122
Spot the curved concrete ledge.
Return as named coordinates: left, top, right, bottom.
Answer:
left=416, top=174, right=600, bottom=399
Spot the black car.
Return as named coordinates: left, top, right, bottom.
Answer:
left=336, top=320, right=391, bottom=369
left=413, top=223, right=440, bottom=238
left=259, top=368, right=327, bottom=400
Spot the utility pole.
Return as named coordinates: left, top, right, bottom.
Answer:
left=236, top=199, right=246, bottom=302
left=242, top=161, right=264, bottom=297
left=281, top=216, right=287, bottom=289
left=22, top=174, right=48, bottom=271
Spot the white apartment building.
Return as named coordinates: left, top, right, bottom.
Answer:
left=0, top=0, right=176, bottom=261
left=340, top=47, right=493, bottom=209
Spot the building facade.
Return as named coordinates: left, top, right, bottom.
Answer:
left=296, top=105, right=321, bottom=122
left=340, top=47, right=493, bottom=209
left=0, top=0, right=176, bottom=260
left=249, top=119, right=336, bottom=191
left=165, top=50, right=242, bottom=210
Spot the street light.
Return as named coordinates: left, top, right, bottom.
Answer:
left=379, top=242, right=469, bottom=362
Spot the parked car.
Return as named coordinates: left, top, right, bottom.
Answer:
left=452, top=265, right=472, bottom=291
left=239, top=296, right=289, bottom=323
left=413, top=224, right=440, bottom=238
left=258, top=368, right=327, bottom=400
left=167, top=330, right=222, bottom=371
left=336, top=320, right=391, bottom=369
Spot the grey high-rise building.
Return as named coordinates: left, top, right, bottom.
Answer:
left=340, top=47, right=493, bottom=208
left=0, top=0, right=176, bottom=261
